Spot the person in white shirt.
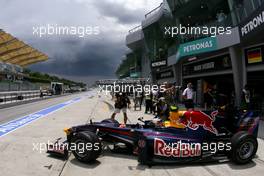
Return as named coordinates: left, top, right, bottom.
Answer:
left=182, top=83, right=194, bottom=110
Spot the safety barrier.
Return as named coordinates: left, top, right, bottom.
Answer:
left=0, top=90, right=41, bottom=105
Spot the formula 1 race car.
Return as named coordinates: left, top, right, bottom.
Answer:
left=47, top=108, right=260, bottom=165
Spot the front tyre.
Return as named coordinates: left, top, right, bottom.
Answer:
left=230, top=131, right=258, bottom=164
left=71, top=131, right=102, bottom=163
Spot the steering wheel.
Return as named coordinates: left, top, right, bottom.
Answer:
left=138, top=117, right=156, bottom=127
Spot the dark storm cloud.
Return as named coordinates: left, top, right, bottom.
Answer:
left=93, top=0, right=145, bottom=24
left=29, top=38, right=125, bottom=77
left=0, top=0, right=162, bottom=85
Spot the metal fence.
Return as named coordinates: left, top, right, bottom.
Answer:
left=128, top=25, right=142, bottom=33
left=145, top=3, right=163, bottom=18
left=0, top=90, right=41, bottom=105
left=0, top=81, right=39, bottom=92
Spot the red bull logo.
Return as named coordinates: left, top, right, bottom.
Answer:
left=154, top=138, right=201, bottom=157
left=181, top=110, right=218, bottom=134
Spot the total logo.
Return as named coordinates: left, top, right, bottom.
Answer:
left=154, top=138, right=201, bottom=158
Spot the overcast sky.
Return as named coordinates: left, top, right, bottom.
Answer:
left=0, top=0, right=162, bottom=85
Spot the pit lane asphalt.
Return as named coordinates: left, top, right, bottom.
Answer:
left=0, top=91, right=264, bottom=176
left=0, top=93, right=85, bottom=125
left=0, top=91, right=98, bottom=176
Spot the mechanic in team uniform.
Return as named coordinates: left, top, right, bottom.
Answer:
left=111, top=92, right=131, bottom=125
left=145, top=92, right=153, bottom=114
left=156, top=97, right=170, bottom=121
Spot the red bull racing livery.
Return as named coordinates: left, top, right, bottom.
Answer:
left=154, top=138, right=201, bottom=158
left=47, top=108, right=260, bottom=166
left=180, top=110, right=219, bottom=134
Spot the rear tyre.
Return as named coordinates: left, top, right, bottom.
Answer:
left=230, top=131, right=258, bottom=164
left=71, top=131, right=101, bottom=163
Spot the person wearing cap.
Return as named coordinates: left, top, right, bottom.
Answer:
left=111, top=92, right=131, bottom=125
